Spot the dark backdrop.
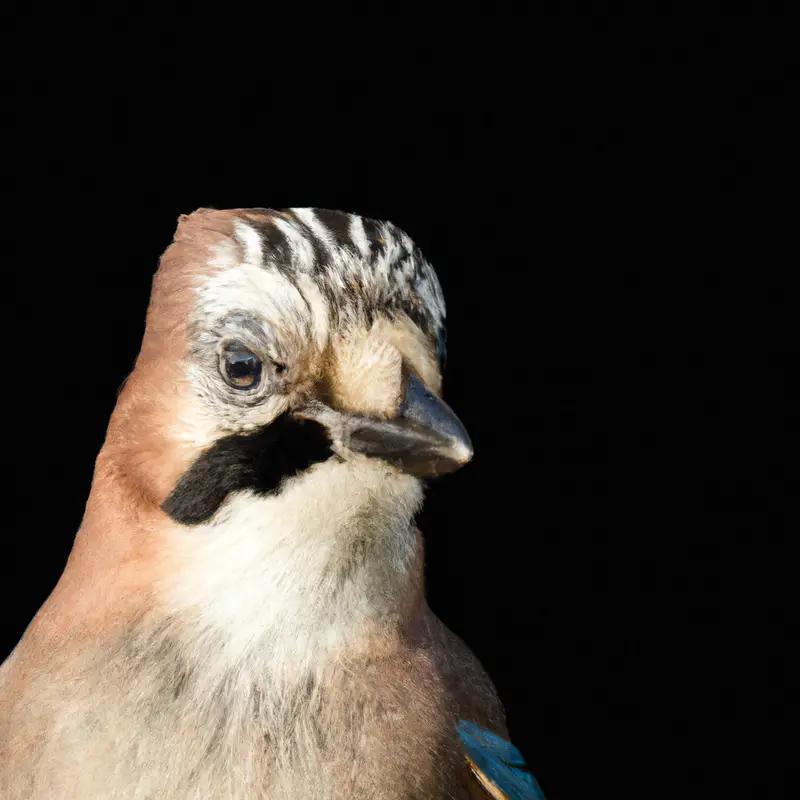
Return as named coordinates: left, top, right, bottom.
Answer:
left=10, top=10, right=793, bottom=800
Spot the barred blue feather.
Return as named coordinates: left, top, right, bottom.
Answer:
left=458, top=720, right=546, bottom=800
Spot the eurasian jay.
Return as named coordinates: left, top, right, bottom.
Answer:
left=1, top=208, right=545, bottom=799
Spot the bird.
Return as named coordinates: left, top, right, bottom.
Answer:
left=1, top=207, right=545, bottom=799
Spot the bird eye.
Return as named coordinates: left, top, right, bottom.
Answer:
left=221, top=343, right=263, bottom=390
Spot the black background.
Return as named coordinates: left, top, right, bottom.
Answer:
left=10, top=9, right=793, bottom=800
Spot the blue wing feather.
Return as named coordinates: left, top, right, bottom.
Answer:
left=458, top=720, right=546, bottom=800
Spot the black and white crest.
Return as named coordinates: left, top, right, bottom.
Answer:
left=224, top=208, right=446, bottom=338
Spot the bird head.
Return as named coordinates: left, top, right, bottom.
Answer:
left=99, top=207, right=471, bottom=540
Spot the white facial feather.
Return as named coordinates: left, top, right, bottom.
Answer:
left=294, top=272, right=331, bottom=349
left=233, top=220, right=265, bottom=267
left=272, top=215, right=317, bottom=272
left=348, top=214, right=371, bottom=260
left=198, top=261, right=310, bottom=330
left=290, top=208, right=336, bottom=254
left=161, top=458, right=423, bottom=678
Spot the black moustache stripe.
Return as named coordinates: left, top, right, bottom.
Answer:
left=161, top=415, right=334, bottom=526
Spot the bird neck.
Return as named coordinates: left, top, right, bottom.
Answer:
left=43, top=444, right=426, bottom=686
left=152, top=458, right=427, bottom=676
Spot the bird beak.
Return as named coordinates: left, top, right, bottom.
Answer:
left=295, top=371, right=474, bottom=478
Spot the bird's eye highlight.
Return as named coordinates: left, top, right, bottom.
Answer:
left=221, top=343, right=263, bottom=390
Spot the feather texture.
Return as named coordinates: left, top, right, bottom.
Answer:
left=0, top=208, right=541, bottom=799
left=458, top=720, right=546, bottom=800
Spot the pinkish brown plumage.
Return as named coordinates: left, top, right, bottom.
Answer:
left=1, top=208, right=527, bottom=799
